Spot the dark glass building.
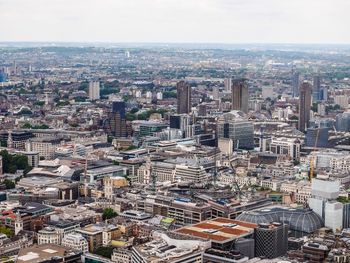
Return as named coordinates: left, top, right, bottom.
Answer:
left=298, top=81, right=312, bottom=132
left=176, top=81, right=191, bottom=114
left=231, top=79, right=248, bottom=113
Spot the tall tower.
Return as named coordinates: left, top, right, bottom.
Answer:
left=108, top=101, right=127, bottom=138
left=88, top=81, right=100, bottom=100
left=298, top=81, right=312, bottom=132
left=291, top=69, right=299, bottom=97
left=231, top=78, right=248, bottom=113
left=224, top=78, right=232, bottom=92
left=177, top=81, right=191, bottom=114
left=313, top=75, right=321, bottom=101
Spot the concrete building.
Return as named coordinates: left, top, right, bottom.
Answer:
left=112, top=248, right=132, bottom=263
left=224, top=77, right=232, bottom=92
left=269, top=137, right=301, bottom=161
left=88, top=81, right=100, bottom=100
left=37, top=227, right=60, bottom=245
left=177, top=81, right=191, bottom=114
left=334, top=95, right=349, bottom=109
left=25, top=137, right=61, bottom=160
left=231, top=79, right=248, bottom=113
left=131, top=231, right=210, bottom=263
left=308, top=178, right=343, bottom=232
left=61, top=233, right=89, bottom=254
left=218, top=138, right=234, bottom=156
left=298, top=81, right=312, bottom=132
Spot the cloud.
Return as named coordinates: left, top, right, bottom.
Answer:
left=0, top=0, right=349, bottom=43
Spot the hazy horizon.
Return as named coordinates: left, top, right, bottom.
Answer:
left=1, top=0, right=349, bottom=44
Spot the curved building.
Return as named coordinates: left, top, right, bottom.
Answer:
left=236, top=206, right=324, bottom=237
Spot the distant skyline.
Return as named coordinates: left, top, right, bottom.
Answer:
left=1, top=0, right=349, bottom=44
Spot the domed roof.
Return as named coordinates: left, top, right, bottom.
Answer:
left=237, top=206, right=324, bottom=234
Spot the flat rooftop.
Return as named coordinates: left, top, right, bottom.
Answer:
left=175, top=217, right=257, bottom=243
left=17, top=244, right=80, bottom=263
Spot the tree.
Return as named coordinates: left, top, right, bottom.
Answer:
left=94, top=246, right=114, bottom=259
left=0, top=225, right=13, bottom=237
left=3, top=179, right=15, bottom=189
left=102, top=208, right=118, bottom=220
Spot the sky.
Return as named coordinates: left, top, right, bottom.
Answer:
left=0, top=0, right=349, bottom=44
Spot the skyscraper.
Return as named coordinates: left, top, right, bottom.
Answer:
left=224, top=77, right=232, bottom=92
left=176, top=81, right=191, bottom=114
left=107, top=101, right=127, bottom=138
left=291, top=70, right=300, bottom=97
left=313, top=75, right=321, bottom=101
left=231, top=78, right=248, bottom=113
left=88, top=81, right=100, bottom=100
left=298, top=81, right=312, bottom=132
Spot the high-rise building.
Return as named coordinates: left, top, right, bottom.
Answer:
left=176, top=81, right=191, bottom=114
left=298, top=81, right=312, bottom=132
left=231, top=79, right=248, bottom=113
left=313, top=75, right=321, bottom=101
left=107, top=101, right=127, bottom=138
left=217, top=111, right=254, bottom=150
left=336, top=111, right=350, bottom=132
left=292, top=70, right=300, bottom=97
left=255, top=223, right=288, bottom=259
left=88, top=81, right=100, bottom=100
left=224, top=77, right=232, bottom=92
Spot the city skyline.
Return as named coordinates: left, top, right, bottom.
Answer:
left=1, top=0, right=350, bottom=44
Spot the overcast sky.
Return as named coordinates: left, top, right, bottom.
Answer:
left=0, top=0, right=349, bottom=43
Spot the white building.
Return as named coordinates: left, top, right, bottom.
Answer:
left=89, top=81, right=100, bottom=100
left=334, top=95, right=349, bottom=109
left=37, top=227, right=60, bottom=245
left=61, top=233, right=89, bottom=254
left=218, top=138, right=234, bottom=156
left=269, top=137, right=301, bottom=161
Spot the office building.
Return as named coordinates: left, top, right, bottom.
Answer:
left=334, top=95, right=349, bottom=109
left=17, top=244, right=82, bottom=263
left=336, top=111, right=350, bottom=131
left=131, top=232, right=210, bottom=263
left=61, top=233, right=89, bottom=254
left=107, top=101, right=127, bottom=138
left=313, top=75, right=321, bottom=101
left=0, top=131, right=33, bottom=151
left=177, top=81, right=191, bottom=114
left=176, top=217, right=256, bottom=256
left=231, top=79, right=248, bottom=113
left=224, top=77, right=232, bottom=92
left=25, top=137, right=61, bottom=160
left=269, top=137, right=301, bottom=161
left=298, top=81, right=312, bottom=132
left=292, top=70, right=299, bottom=97
left=308, top=179, right=343, bottom=232
left=88, top=81, right=100, bottom=100
left=37, top=227, right=60, bottom=245
left=306, top=127, right=329, bottom=148
left=217, top=111, right=254, bottom=150
left=255, top=222, right=288, bottom=259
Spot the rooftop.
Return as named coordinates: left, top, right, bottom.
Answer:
left=175, top=217, right=257, bottom=243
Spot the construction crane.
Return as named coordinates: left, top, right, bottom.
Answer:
left=309, top=128, right=320, bottom=180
